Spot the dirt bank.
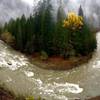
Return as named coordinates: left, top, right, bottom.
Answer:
left=88, top=96, right=100, bottom=100
left=31, top=53, right=92, bottom=70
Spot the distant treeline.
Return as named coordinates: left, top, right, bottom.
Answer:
left=0, top=0, right=97, bottom=58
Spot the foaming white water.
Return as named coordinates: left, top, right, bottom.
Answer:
left=0, top=44, right=28, bottom=71
left=53, top=82, right=83, bottom=94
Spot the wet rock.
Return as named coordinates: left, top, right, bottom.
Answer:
left=7, top=62, right=12, bottom=65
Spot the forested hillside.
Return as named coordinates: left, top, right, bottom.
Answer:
left=0, top=0, right=96, bottom=59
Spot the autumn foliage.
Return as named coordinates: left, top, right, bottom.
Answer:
left=63, top=12, right=83, bottom=30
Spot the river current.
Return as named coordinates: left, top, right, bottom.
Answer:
left=0, top=32, right=100, bottom=100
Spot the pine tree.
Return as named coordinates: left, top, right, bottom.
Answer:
left=78, top=5, right=84, bottom=17
left=20, top=15, right=27, bottom=48
left=15, top=18, right=23, bottom=51
left=33, top=0, right=47, bottom=52
left=41, top=0, right=55, bottom=54
left=25, top=15, right=35, bottom=53
left=54, top=1, right=69, bottom=56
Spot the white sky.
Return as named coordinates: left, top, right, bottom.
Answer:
left=22, top=0, right=40, bottom=6
left=22, top=0, right=33, bottom=5
left=22, top=0, right=80, bottom=7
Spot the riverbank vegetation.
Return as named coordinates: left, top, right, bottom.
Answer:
left=0, top=0, right=97, bottom=62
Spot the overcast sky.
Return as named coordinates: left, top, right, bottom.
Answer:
left=8, top=0, right=100, bottom=28
left=22, top=0, right=40, bottom=6
left=0, top=0, right=100, bottom=28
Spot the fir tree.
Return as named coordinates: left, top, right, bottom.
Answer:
left=54, top=1, right=68, bottom=56
left=33, top=0, right=47, bottom=51
left=15, top=18, right=23, bottom=51
left=41, top=0, right=55, bottom=54
left=78, top=5, right=84, bottom=17
left=20, top=14, right=27, bottom=48
left=25, top=15, right=35, bottom=53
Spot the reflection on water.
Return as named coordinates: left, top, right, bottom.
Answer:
left=0, top=33, right=100, bottom=100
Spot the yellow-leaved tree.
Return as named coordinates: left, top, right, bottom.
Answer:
left=63, top=12, right=83, bottom=30
left=62, top=12, right=96, bottom=56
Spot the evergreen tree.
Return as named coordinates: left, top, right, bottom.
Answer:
left=15, top=18, right=23, bottom=51
left=54, top=1, right=69, bottom=56
left=25, top=15, right=35, bottom=53
left=33, top=0, right=47, bottom=51
left=78, top=5, right=84, bottom=17
left=41, top=0, right=55, bottom=54
left=73, top=24, right=95, bottom=55
left=20, top=15, right=27, bottom=49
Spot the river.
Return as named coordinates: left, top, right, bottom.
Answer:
left=0, top=32, right=100, bottom=100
